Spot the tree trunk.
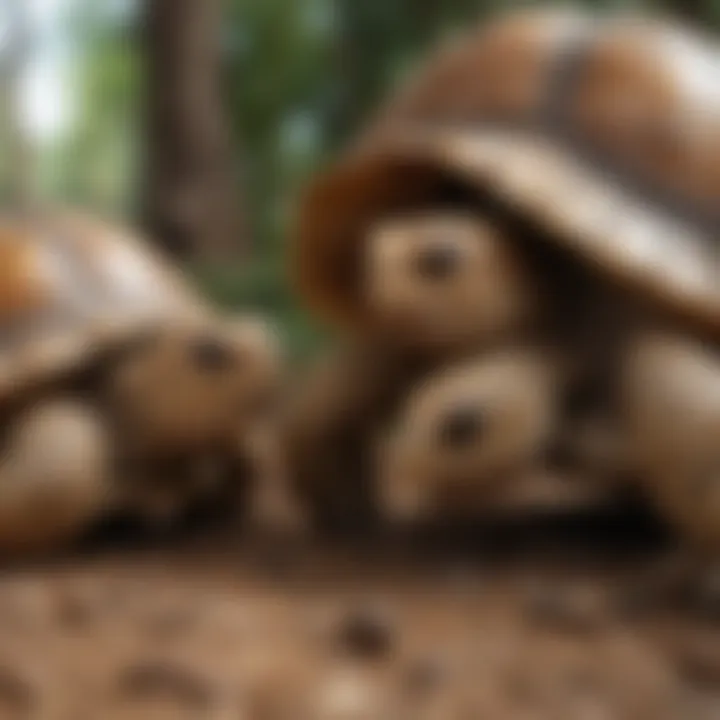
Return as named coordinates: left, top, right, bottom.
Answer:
left=141, top=0, right=247, bottom=262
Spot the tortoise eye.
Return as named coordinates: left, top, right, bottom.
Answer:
left=438, top=405, right=485, bottom=448
left=189, top=336, right=236, bottom=373
left=414, top=243, right=461, bottom=280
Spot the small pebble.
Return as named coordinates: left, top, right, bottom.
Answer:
left=670, top=633, right=720, bottom=690
left=334, top=603, right=396, bottom=661
left=523, top=582, right=608, bottom=635
left=53, top=588, right=99, bottom=630
left=0, top=667, right=35, bottom=715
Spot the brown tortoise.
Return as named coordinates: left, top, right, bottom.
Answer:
left=0, top=209, right=298, bottom=555
left=285, top=6, right=720, bottom=569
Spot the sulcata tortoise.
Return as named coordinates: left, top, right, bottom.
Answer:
left=0, top=209, right=296, bottom=554
left=286, top=6, right=720, bottom=558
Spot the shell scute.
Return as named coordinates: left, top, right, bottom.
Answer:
left=0, top=211, right=205, bottom=400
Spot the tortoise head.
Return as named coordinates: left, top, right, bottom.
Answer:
left=109, top=315, right=283, bottom=455
left=377, top=349, right=556, bottom=522
left=362, top=212, right=537, bottom=354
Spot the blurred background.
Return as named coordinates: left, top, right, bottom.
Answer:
left=0, top=0, right=714, bottom=359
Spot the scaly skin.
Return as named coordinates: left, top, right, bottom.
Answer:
left=620, top=330, right=720, bottom=608
left=104, top=314, right=292, bottom=533
left=107, top=315, right=282, bottom=457
left=623, top=331, right=720, bottom=552
left=377, top=347, right=562, bottom=523
left=362, top=211, right=540, bottom=356
left=0, top=399, right=112, bottom=555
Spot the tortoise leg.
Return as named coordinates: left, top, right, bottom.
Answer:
left=113, top=460, right=196, bottom=532
left=0, top=399, right=112, bottom=555
left=283, top=342, right=424, bottom=537
left=621, top=331, right=720, bottom=611
left=240, top=421, right=307, bottom=540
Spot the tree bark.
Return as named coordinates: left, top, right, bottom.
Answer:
left=141, top=0, right=247, bottom=262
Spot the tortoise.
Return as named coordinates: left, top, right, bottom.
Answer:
left=376, top=345, right=637, bottom=530
left=285, top=6, right=720, bottom=562
left=0, top=209, right=298, bottom=554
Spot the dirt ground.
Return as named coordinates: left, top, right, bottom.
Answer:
left=1, top=512, right=720, bottom=720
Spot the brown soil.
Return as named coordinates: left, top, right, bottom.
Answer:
left=1, top=514, right=719, bottom=720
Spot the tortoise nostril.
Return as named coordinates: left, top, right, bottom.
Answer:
left=414, top=244, right=460, bottom=280
left=189, top=337, right=236, bottom=372
left=438, top=406, right=485, bottom=448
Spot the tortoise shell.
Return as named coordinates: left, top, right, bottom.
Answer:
left=0, top=209, right=209, bottom=401
left=293, top=8, right=720, bottom=337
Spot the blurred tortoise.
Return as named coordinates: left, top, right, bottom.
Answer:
left=376, top=346, right=634, bottom=530
left=0, top=209, right=298, bottom=555
left=378, top=347, right=572, bottom=523
left=286, top=7, right=720, bottom=552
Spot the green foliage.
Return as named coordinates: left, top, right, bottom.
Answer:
left=224, top=0, right=335, bottom=250
left=43, top=0, right=142, bottom=218
left=222, top=0, right=529, bottom=255
left=192, top=258, right=329, bottom=362
left=218, top=0, right=527, bottom=358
